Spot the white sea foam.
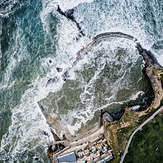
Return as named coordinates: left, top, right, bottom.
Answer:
left=52, top=0, right=94, bottom=11
left=1, top=1, right=92, bottom=154
left=0, top=26, right=30, bottom=88
left=1, top=0, right=162, bottom=160
left=1, top=74, right=65, bottom=153
left=156, top=54, right=163, bottom=66
left=1, top=36, right=141, bottom=154
left=58, top=39, right=141, bottom=132
left=130, top=91, right=145, bottom=101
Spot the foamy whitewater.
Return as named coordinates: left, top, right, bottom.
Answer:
left=0, top=0, right=162, bottom=162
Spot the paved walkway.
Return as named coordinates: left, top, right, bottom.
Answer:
left=120, top=106, right=163, bottom=163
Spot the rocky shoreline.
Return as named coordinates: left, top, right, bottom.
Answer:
left=41, top=31, right=163, bottom=163
left=72, top=32, right=163, bottom=163
left=75, top=32, right=163, bottom=112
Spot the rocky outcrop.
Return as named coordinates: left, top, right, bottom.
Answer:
left=78, top=34, right=162, bottom=162
left=46, top=76, right=57, bottom=86
left=57, top=5, right=84, bottom=37
left=45, top=32, right=162, bottom=117
left=38, top=102, right=72, bottom=142
left=103, top=112, right=113, bottom=122
left=136, top=43, right=163, bottom=109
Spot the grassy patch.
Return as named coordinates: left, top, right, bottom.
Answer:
left=124, top=113, right=163, bottom=163
left=117, top=126, right=135, bottom=153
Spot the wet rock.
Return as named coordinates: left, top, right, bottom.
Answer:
left=56, top=67, right=63, bottom=72
left=62, top=71, right=70, bottom=81
left=111, top=110, right=125, bottom=121
left=100, top=109, right=123, bottom=123
left=136, top=43, right=162, bottom=69
left=138, top=95, right=155, bottom=110
left=103, top=112, right=113, bottom=122
left=46, top=76, right=57, bottom=86
left=43, top=131, right=49, bottom=137
left=57, top=5, right=84, bottom=37
left=59, top=144, right=65, bottom=150
left=65, top=8, right=74, bottom=20
left=49, top=59, right=52, bottom=63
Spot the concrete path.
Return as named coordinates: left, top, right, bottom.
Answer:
left=120, top=106, right=163, bottom=163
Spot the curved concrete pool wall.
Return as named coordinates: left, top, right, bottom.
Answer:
left=75, top=32, right=163, bottom=110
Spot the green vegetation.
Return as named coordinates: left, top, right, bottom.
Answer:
left=117, top=126, right=135, bottom=153
left=124, top=112, right=163, bottom=163
left=160, top=74, right=163, bottom=89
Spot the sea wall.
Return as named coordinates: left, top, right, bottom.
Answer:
left=75, top=32, right=163, bottom=110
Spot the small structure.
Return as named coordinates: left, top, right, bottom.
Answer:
left=92, top=146, right=96, bottom=154
left=98, top=145, right=103, bottom=151
left=78, top=152, right=84, bottom=159
left=85, top=150, right=90, bottom=156
left=104, top=147, right=108, bottom=154
left=57, top=152, right=77, bottom=162
left=88, top=157, right=94, bottom=162
left=96, top=151, right=101, bottom=159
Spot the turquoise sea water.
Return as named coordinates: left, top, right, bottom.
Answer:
left=0, top=0, right=162, bottom=162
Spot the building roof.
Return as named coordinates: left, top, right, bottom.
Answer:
left=57, top=152, right=77, bottom=162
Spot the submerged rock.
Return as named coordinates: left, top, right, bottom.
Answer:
left=62, top=70, right=70, bottom=81
left=49, top=59, right=52, bottom=63
left=56, top=67, right=63, bottom=72
left=46, top=76, right=57, bottom=86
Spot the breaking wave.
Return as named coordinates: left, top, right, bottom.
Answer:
left=0, top=0, right=162, bottom=162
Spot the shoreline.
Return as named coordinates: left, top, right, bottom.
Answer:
left=74, top=32, right=163, bottom=163
left=40, top=32, right=163, bottom=163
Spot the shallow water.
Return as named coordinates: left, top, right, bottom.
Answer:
left=0, top=0, right=162, bottom=162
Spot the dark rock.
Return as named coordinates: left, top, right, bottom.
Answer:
left=43, top=131, right=49, bottom=137
left=48, top=145, right=53, bottom=153
left=57, top=5, right=65, bottom=15
left=56, top=67, right=63, bottom=72
left=46, top=76, right=57, bottom=86
left=100, top=109, right=124, bottom=122
left=62, top=71, right=70, bottom=81
left=49, top=59, right=52, bottom=63
left=136, top=43, right=162, bottom=69
left=111, top=111, right=124, bottom=121
left=59, top=143, right=65, bottom=150
left=138, top=95, right=155, bottom=110
left=57, top=5, right=84, bottom=37
left=103, top=112, right=113, bottom=122
left=100, top=109, right=105, bottom=118
left=51, top=129, right=61, bottom=141
left=65, top=8, right=74, bottom=20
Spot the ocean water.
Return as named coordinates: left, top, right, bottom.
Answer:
left=0, top=0, right=162, bottom=162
